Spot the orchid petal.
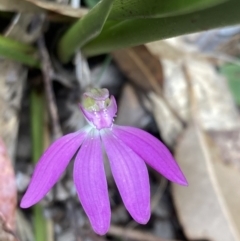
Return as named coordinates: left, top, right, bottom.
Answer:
left=101, top=129, right=150, bottom=224
left=20, top=130, right=88, bottom=208
left=74, top=129, right=110, bottom=235
left=113, top=125, right=188, bottom=186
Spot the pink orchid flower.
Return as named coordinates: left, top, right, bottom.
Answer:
left=21, top=88, right=187, bottom=235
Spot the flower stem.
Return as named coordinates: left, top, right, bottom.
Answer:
left=30, top=90, right=46, bottom=241
left=57, top=0, right=114, bottom=63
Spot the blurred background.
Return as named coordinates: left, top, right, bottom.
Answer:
left=0, top=0, right=240, bottom=241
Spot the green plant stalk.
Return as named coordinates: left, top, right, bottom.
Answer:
left=0, top=34, right=35, bottom=52
left=30, top=90, right=46, bottom=241
left=82, top=0, right=240, bottom=56
left=57, top=0, right=114, bottom=63
left=0, top=35, right=40, bottom=67
left=0, top=34, right=40, bottom=67
left=0, top=45, right=40, bottom=67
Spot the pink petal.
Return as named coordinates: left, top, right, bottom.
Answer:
left=74, top=129, right=110, bottom=235
left=101, top=129, right=150, bottom=224
left=113, top=125, right=188, bottom=186
left=20, top=130, right=88, bottom=208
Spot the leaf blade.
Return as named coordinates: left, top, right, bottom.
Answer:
left=83, top=0, right=240, bottom=56
left=109, top=0, right=228, bottom=20
left=57, top=0, right=114, bottom=63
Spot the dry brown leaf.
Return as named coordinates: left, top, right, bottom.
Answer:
left=5, top=14, right=44, bottom=43
left=115, top=84, right=151, bottom=128
left=184, top=58, right=240, bottom=131
left=0, top=214, right=17, bottom=241
left=112, top=45, right=164, bottom=93
left=0, top=0, right=42, bottom=13
left=0, top=60, right=26, bottom=160
left=149, top=92, right=184, bottom=146
left=147, top=39, right=240, bottom=130
left=112, top=45, right=185, bottom=145
left=146, top=39, right=200, bottom=62
left=146, top=40, right=187, bottom=62
left=0, top=10, right=42, bottom=241
left=0, top=139, right=17, bottom=230
left=24, top=0, right=88, bottom=18
left=147, top=58, right=190, bottom=145
left=145, top=36, right=240, bottom=241
left=209, top=130, right=240, bottom=170
left=0, top=0, right=87, bottom=18
left=0, top=14, right=43, bottom=159
left=144, top=41, right=191, bottom=146
left=145, top=38, right=240, bottom=146
left=172, top=124, right=240, bottom=241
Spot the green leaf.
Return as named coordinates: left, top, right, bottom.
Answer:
left=85, top=0, right=100, bottom=8
left=108, top=0, right=228, bottom=20
left=57, top=0, right=114, bottom=63
left=0, top=35, right=40, bottom=67
left=82, top=0, right=240, bottom=56
left=0, top=34, right=35, bottom=52
left=221, top=64, right=240, bottom=105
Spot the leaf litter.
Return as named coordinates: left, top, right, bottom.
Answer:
left=114, top=31, right=240, bottom=240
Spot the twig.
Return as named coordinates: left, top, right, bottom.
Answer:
left=109, top=225, right=182, bottom=241
left=151, top=178, right=168, bottom=212
left=37, top=35, right=62, bottom=140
